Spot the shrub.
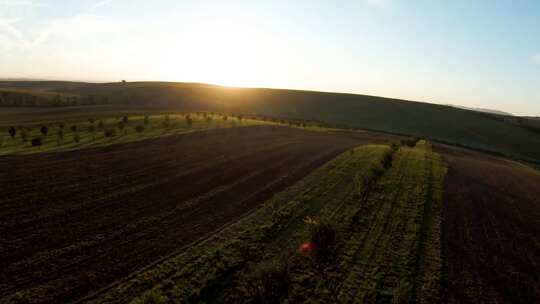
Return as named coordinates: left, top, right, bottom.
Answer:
left=20, top=129, right=28, bottom=142
left=104, top=129, right=116, bottom=138
left=135, top=125, right=145, bottom=134
left=239, top=260, right=291, bottom=304
left=57, top=129, right=64, bottom=142
left=306, top=219, right=337, bottom=273
left=186, top=115, right=193, bottom=127
left=31, top=137, right=42, bottom=147
left=162, top=115, right=171, bottom=128
left=88, top=124, right=95, bottom=140
left=130, top=289, right=168, bottom=304
left=8, top=126, right=16, bottom=139
left=40, top=125, right=48, bottom=137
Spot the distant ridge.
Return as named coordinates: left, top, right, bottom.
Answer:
left=446, top=104, right=514, bottom=116
left=1, top=80, right=539, bottom=163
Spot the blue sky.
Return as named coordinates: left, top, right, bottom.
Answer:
left=0, top=0, right=539, bottom=115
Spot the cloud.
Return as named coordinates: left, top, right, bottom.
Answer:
left=0, top=0, right=46, bottom=7
left=94, top=0, right=113, bottom=8
left=0, top=18, right=44, bottom=48
left=365, top=0, right=391, bottom=8
left=533, top=53, right=540, bottom=65
left=0, top=13, right=124, bottom=51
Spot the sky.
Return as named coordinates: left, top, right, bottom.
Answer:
left=0, top=0, right=539, bottom=115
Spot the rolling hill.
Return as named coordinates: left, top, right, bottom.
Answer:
left=1, top=81, right=539, bottom=163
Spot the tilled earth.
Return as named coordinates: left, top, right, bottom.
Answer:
left=436, top=145, right=540, bottom=304
left=0, top=126, right=391, bottom=303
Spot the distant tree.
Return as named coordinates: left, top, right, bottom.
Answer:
left=162, top=115, right=171, bottom=128
left=117, top=121, right=125, bottom=134
left=40, top=125, right=48, bottom=137
left=70, top=125, right=77, bottom=133
left=59, top=123, right=65, bottom=130
left=88, top=118, right=95, bottom=124
left=98, top=120, right=104, bottom=130
left=20, top=129, right=28, bottom=143
left=222, top=115, right=228, bottom=121
left=186, top=115, right=193, bottom=128
left=206, top=116, right=213, bottom=124
left=88, top=124, right=95, bottom=140
left=74, top=133, right=80, bottom=143
left=135, top=125, right=145, bottom=135
left=144, top=115, right=150, bottom=127
left=31, top=137, right=43, bottom=147
left=104, top=129, right=116, bottom=138
left=122, top=116, right=129, bottom=124
left=57, top=128, right=64, bottom=144
left=8, top=126, right=16, bottom=139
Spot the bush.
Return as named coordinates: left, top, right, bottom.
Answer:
left=135, top=125, right=145, bottom=134
left=130, top=289, right=168, bottom=304
left=8, top=126, right=16, bottom=139
left=104, top=129, right=117, bottom=138
left=306, top=219, right=337, bottom=272
left=40, top=125, right=48, bottom=137
left=31, top=137, right=43, bottom=147
left=239, top=260, right=291, bottom=304
left=162, top=115, right=171, bottom=128
left=88, top=124, right=95, bottom=140
left=20, top=129, right=28, bottom=142
left=57, top=129, right=64, bottom=143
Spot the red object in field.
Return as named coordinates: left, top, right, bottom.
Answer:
left=299, top=242, right=313, bottom=253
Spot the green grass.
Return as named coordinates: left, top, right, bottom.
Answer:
left=0, top=114, right=269, bottom=155
left=86, top=141, right=447, bottom=304
left=2, top=80, right=539, bottom=163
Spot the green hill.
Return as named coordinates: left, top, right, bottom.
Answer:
left=1, top=81, right=539, bottom=163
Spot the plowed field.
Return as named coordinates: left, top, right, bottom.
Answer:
left=0, top=126, right=393, bottom=303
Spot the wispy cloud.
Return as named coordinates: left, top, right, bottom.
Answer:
left=94, top=0, right=114, bottom=8
left=0, top=13, right=123, bottom=50
left=0, top=18, right=45, bottom=48
left=0, top=0, right=46, bottom=7
left=365, top=0, right=391, bottom=8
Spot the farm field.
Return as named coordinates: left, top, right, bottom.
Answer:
left=0, top=111, right=269, bottom=155
left=83, top=140, right=447, bottom=304
left=435, top=145, right=540, bottom=304
left=2, top=81, right=540, bottom=163
left=0, top=126, right=393, bottom=304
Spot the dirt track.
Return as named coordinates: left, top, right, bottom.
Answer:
left=0, top=126, right=393, bottom=303
left=436, top=145, right=540, bottom=304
